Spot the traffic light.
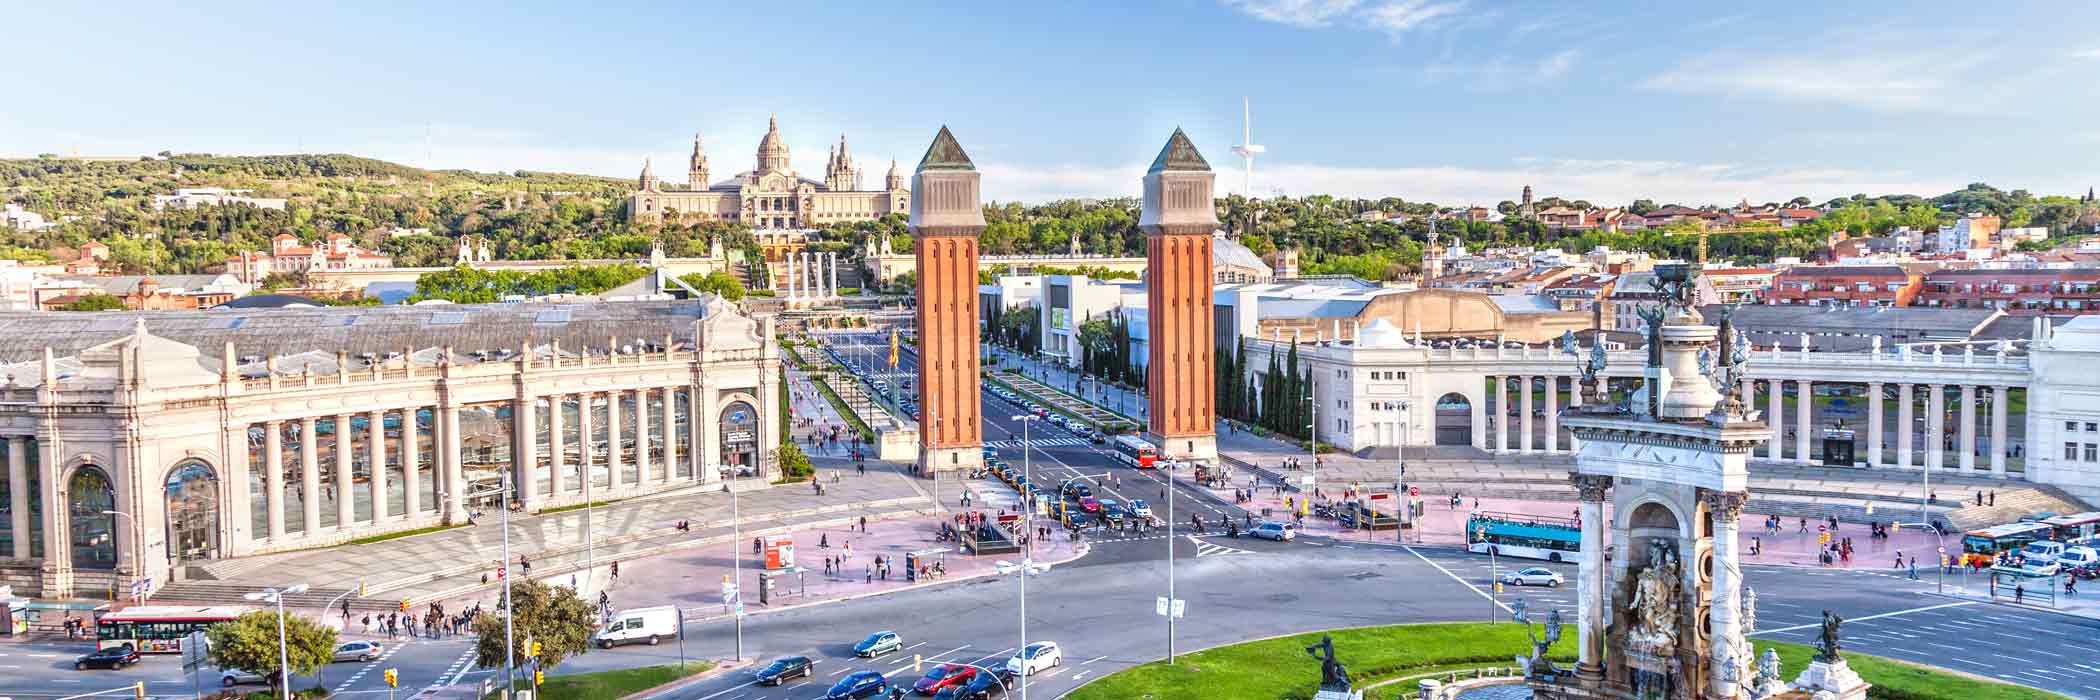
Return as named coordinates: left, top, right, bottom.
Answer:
left=383, top=669, right=398, bottom=688
left=399, top=598, right=411, bottom=612
left=531, top=640, right=542, bottom=657
left=358, top=581, right=368, bottom=597
left=535, top=671, right=545, bottom=687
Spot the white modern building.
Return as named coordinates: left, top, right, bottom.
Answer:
left=150, top=188, right=289, bottom=211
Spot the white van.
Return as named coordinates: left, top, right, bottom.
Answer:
left=2059, top=546, right=2100, bottom=572
left=2020, top=540, right=2068, bottom=566
left=593, top=606, right=680, bottom=649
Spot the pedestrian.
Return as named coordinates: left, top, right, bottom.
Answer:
left=1798, top=518, right=1808, bottom=533
left=1907, top=558, right=1918, bottom=580
left=1976, top=490, right=1984, bottom=506
left=521, top=555, right=531, bottom=576
left=860, top=515, right=869, bottom=532
left=1988, top=490, right=1996, bottom=506
left=2067, top=577, right=2078, bottom=597
left=2015, top=583, right=2026, bottom=603
left=611, top=560, right=620, bottom=581
left=362, top=614, right=371, bottom=634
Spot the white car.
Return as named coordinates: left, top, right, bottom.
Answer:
left=1500, top=567, right=1564, bottom=587
left=219, top=667, right=271, bottom=687
left=1130, top=499, right=1154, bottom=519
left=1006, top=641, right=1062, bottom=677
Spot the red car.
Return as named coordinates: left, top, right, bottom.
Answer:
left=913, top=664, right=977, bottom=695
left=1078, top=496, right=1101, bottom=513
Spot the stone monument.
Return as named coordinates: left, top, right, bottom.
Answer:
left=1531, top=263, right=1842, bottom=700
left=1787, top=610, right=1868, bottom=700
left=1305, top=634, right=1362, bottom=700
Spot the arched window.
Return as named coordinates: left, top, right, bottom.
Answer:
left=165, top=460, right=221, bottom=562
left=68, top=467, right=117, bottom=570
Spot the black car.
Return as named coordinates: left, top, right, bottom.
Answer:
left=75, top=645, right=140, bottom=670
left=756, top=656, right=817, bottom=685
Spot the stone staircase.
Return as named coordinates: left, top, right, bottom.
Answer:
left=152, top=581, right=378, bottom=612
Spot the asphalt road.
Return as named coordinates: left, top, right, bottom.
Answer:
left=6, top=335, right=2095, bottom=699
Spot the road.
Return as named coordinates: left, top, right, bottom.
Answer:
left=6, top=333, right=2094, bottom=698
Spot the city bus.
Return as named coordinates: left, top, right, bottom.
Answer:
left=95, top=605, right=248, bottom=653
left=1960, top=522, right=2054, bottom=567
left=1466, top=511, right=1582, bottom=563
left=2040, top=512, right=2100, bottom=544
left=1110, top=435, right=1158, bottom=469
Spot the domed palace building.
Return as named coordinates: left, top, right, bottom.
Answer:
left=629, top=117, right=909, bottom=229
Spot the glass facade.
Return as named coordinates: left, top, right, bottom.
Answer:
left=460, top=402, right=513, bottom=497
left=164, top=460, right=220, bottom=562
left=674, top=390, right=692, bottom=478
left=0, top=439, right=43, bottom=557
left=532, top=398, right=553, bottom=496
left=282, top=422, right=306, bottom=534
left=348, top=414, right=370, bottom=523
left=315, top=417, right=340, bottom=530
left=384, top=411, right=407, bottom=517
left=618, top=393, right=639, bottom=485
left=415, top=408, right=436, bottom=513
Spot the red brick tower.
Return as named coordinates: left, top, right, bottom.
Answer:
left=911, top=126, right=986, bottom=476
left=1142, top=129, right=1219, bottom=462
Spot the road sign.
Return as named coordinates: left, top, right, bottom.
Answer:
left=733, top=601, right=746, bottom=617
left=1155, top=597, right=1185, bottom=618
left=497, top=565, right=508, bottom=580
left=1299, top=475, right=1316, bottom=486
left=1937, top=546, right=1946, bottom=554
left=1408, top=486, right=1420, bottom=497
left=180, top=630, right=207, bottom=671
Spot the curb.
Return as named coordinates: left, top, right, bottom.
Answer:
left=417, top=506, right=941, bottom=606
left=368, top=495, right=929, bottom=597
left=679, top=541, right=1093, bottom=626
left=628, top=658, right=749, bottom=700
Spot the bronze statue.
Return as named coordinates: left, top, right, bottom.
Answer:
left=1305, top=634, right=1351, bottom=692
left=1813, top=609, right=1844, bottom=663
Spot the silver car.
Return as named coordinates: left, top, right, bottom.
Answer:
left=1499, top=567, right=1564, bottom=588
left=332, top=640, right=383, bottom=662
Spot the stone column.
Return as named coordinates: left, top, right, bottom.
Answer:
left=548, top=396, right=566, bottom=496
left=263, top=425, right=285, bottom=541
left=785, top=254, right=796, bottom=300
left=441, top=405, right=466, bottom=522
left=1469, top=382, right=1487, bottom=451
left=1991, top=386, right=2010, bottom=476
left=1897, top=384, right=1915, bottom=469
left=633, top=388, right=652, bottom=483
left=1767, top=380, right=1785, bottom=461
left=402, top=408, right=420, bottom=517
left=1867, top=381, right=1885, bottom=467
left=515, top=396, right=538, bottom=505
left=1926, top=384, right=1946, bottom=470
left=1705, top=490, right=1749, bottom=699
left=334, top=414, right=355, bottom=527
left=697, top=383, right=718, bottom=481
left=1519, top=376, right=1534, bottom=454
left=1543, top=377, right=1559, bottom=454
left=1959, top=385, right=1978, bottom=472
left=829, top=252, right=840, bottom=298
left=1494, top=376, right=1509, bottom=454
left=662, top=386, right=679, bottom=480
left=1795, top=379, right=1813, bottom=463
left=1572, top=474, right=1611, bottom=682
left=368, top=410, right=388, bottom=521
left=300, top=418, right=320, bottom=534
left=607, top=390, right=624, bottom=490
left=3, top=438, right=28, bottom=559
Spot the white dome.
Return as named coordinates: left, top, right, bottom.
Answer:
left=1357, top=318, right=1411, bottom=349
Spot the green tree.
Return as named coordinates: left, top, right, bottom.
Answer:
left=56, top=294, right=127, bottom=311
left=779, top=442, right=814, bottom=480
left=677, top=270, right=746, bottom=301
left=206, top=610, right=339, bottom=683
left=473, top=578, right=595, bottom=679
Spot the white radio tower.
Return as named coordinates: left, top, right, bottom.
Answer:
left=1230, top=97, right=1265, bottom=197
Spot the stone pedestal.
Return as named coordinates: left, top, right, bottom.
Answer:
left=1312, top=690, right=1363, bottom=700
left=1789, top=659, right=1869, bottom=700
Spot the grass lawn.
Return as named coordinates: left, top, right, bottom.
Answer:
left=1066, top=623, right=2059, bottom=700
left=343, top=523, right=462, bottom=546
left=482, top=662, right=716, bottom=700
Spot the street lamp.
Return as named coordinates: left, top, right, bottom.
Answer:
left=1161, top=459, right=1179, bottom=664
left=446, top=472, right=517, bottom=695
left=243, top=582, right=310, bottom=700
left=1008, top=414, right=1039, bottom=700
left=711, top=463, right=744, bottom=662
left=101, top=510, right=144, bottom=602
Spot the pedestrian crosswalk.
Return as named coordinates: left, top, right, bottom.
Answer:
left=985, top=437, right=1092, bottom=449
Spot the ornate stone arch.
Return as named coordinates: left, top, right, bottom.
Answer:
left=1622, top=496, right=1690, bottom=538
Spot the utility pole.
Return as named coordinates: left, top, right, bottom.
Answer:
left=1166, top=460, right=1177, bottom=664
left=501, top=471, right=515, bottom=698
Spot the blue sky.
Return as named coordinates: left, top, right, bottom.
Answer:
left=6, top=0, right=2098, bottom=206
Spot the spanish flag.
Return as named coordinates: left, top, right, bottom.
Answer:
left=888, top=329, right=900, bottom=369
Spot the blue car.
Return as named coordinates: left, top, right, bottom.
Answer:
left=826, top=671, right=889, bottom=699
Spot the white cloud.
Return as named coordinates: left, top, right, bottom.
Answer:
left=974, top=157, right=1962, bottom=209
left=1221, top=0, right=1363, bottom=28
left=1641, top=52, right=1978, bottom=113
left=2074, top=47, right=2100, bottom=59
left=1536, top=49, right=1578, bottom=78
left=1358, top=0, right=1466, bottom=37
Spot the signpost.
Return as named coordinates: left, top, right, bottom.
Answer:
left=183, top=630, right=207, bottom=700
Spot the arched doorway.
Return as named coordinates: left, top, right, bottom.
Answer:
left=718, top=401, right=759, bottom=479
left=164, top=460, right=221, bottom=563
left=1434, top=392, right=1473, bottom=446
left=68, top=467, right=117, bottom=570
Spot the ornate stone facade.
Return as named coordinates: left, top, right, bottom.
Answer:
left=0, top=299, right=782, bottom=599
left=630, top=117, right=909, bottom=229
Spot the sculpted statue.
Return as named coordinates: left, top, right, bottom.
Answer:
left=1813, top=610, right=1844, bottom=663
left=1304, top=634, right=1351, bottom=692
left=1627, top=541, right=1682, bottom=652
left=1638, top=304, right=1667, bottom=368
left=1758, top=648, right=1782, bottom=688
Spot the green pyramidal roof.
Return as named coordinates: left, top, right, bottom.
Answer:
left=915, top=126, right=975, bottom=172
left=1148, top=128, right=1210, bottom=173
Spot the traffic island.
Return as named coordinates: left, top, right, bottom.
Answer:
left=1062, top=622, right=2058, bottom=700
left=472, top=661, right=717, bottom=700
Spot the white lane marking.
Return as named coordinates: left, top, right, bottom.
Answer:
left=1081, top=655, right=1107, bottom=665
left=684, top=682, right=759, bottom=700
left=1759, top=602, right=1975, bottom=635
left=1403, top=544, right=1512, bottom=613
